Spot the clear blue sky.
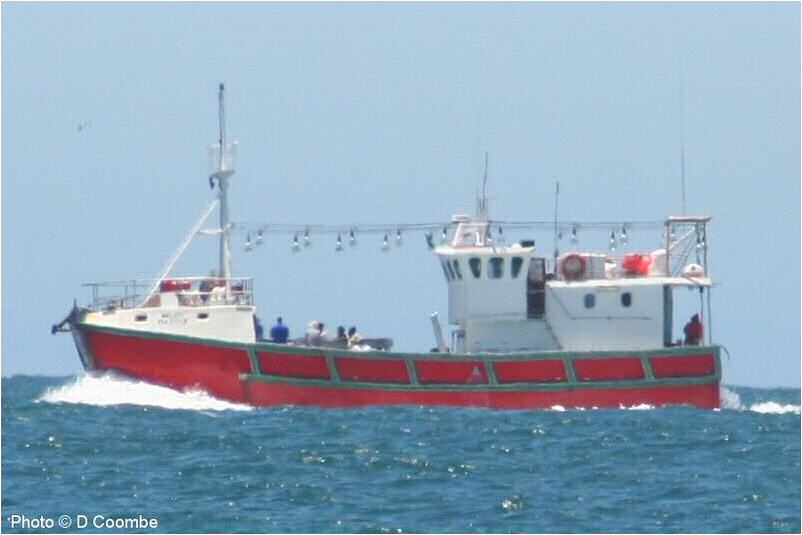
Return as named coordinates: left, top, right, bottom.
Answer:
left=3, top=2, right=799, bottom=387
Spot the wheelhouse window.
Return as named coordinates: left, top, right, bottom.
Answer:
left=469, top=258, right=482, bottom=279
left=445, top=261, right=457, bottom=281
left=489, top=257, right=504, bottom=279
left=584, top=293, right=596, bottom=309
left=441, top=262, right=452, bottom=281
left=452, top=260, right=463, bottom=280
left=511, top=257, right=524, bottom=278
left=621, top=292, right=632, bottom=307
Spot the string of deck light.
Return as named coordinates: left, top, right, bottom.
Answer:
left=230, top=219, right=677, bottom=253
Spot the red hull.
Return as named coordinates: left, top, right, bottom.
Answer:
left=76, top=325, right=721, bottom=409
left=244, top=381, right=720, bottom=409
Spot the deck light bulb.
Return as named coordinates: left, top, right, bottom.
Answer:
left=440, top=226, right=448, bottom=244
left=336, top=233, right=343, bottom=252
left=245, top=233, right=253, bottom=252
left=256, top=229, right=263, bottom=246
left=382, top=234, right=390, bottom=251
left=292, top=234, right=300, bottom=252
left=609, top=230, right=617, bottom=251
left=349, top=229, right=357, bottom=247
left=620, top=226, right=628, bottom=245
left=303, top=229, right=311, bottom=247
left=396, top=229, right=402, bottom=246
left=571, top=226, right=578, bottom=244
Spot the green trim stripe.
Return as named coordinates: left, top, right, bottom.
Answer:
left=325, top=352, right=341, bottom=384
left=247, top=347, right=261, bottom=375
left=241, top=371, right=718, bottom=392
left=485, top=359, right=498, bottom=385
left=641, top=352, right=655, bottom=381
left=564, top=359, right=578, bottom=383
left=81, top=322, right=717, bottom=360
left=78, top=322, right=721, bottom=393
left=405, top=360, right=419, bottom=385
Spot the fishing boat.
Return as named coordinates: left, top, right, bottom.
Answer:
left=54, top=85, right=721, bottom=409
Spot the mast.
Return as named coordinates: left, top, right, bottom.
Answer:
left=211, top=83, right=235, bottom=284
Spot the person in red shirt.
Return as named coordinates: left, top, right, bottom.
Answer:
left=683, top=314, right=704, bottom=346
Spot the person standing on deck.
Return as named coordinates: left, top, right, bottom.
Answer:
left=253, top=316, right=265, bottom=341
left=306, top=321, right=323, bottom=346
left=336, top=326, right=348, bottom=343
left=270, top=317, right=289, bottom=344
left=683, top=314, right=703, bottom=346
left=347, top=326, right=363, bottom=349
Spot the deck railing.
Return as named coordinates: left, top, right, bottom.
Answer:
left=82, top=277, right=254, bottom=310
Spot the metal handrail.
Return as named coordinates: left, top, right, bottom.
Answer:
left=82, top=276, right=253, bottom=287
left=83, top=277, right=254, bottom=310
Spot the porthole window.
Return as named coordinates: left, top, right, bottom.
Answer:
left=584, top=293, right=596, bottom=309
left=511, top=257, right=524, bottom=278
left=197, top=312, right=210, bottom=320
left=489, top=257, right=504, bottom=279
left=469, top=258, right=482, bottom=279
left=134, top=314, right=148, bottom=322
left=621, top=292, right=632, bottom=307
left=452, top=260, right=463, bottom=280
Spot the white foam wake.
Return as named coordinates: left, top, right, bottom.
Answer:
left=748, top=402, right=801, bottom=415
left=38, top=373, right=252, bottom=412
left=548, top=404, right=654, bottom=411
left=720, top=386, right=744, bottom=410
left=620, top=403, right=655, bottom=411
left=720, top=386, right=800, bottom=415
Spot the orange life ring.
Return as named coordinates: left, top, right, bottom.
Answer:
left=561, top=254, right=586, bottom=281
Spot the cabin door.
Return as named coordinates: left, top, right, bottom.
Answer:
left=527, top=258, right=546, bottom=318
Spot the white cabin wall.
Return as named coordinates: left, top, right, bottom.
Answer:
left=85, top=305, right=256, bottom=343
left=465, top=279, right=526, bottom=319
left=464, top=319, right=559, bottom=353
left=545, top=283, right=664, bottom=350
left=439, top=250, right=533, bottom=325
left=447, top=278, right=468, bottom=324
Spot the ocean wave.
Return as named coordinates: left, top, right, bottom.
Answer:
left=620, top=403, right=655, bottom=411
left=720, top=386, right=800, bottom=415
left=748, top=402, right=801, bottom=415
left=37, top=373, right=252, bottom=412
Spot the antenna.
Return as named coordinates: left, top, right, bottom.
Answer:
left=218, top=83, right=226, bottom=170
left=678, top=76, right=687, bottom=215
left=553, top=180, right=560, bottom=269
left=477, top=152, right=489, bottom=220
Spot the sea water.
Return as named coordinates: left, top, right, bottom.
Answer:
left=2, top=374, right=799, bottom=533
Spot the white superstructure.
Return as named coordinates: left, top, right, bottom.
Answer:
left=76, top=84, right=257, bottom=344
left=434, top=214, right=712, bottom=353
